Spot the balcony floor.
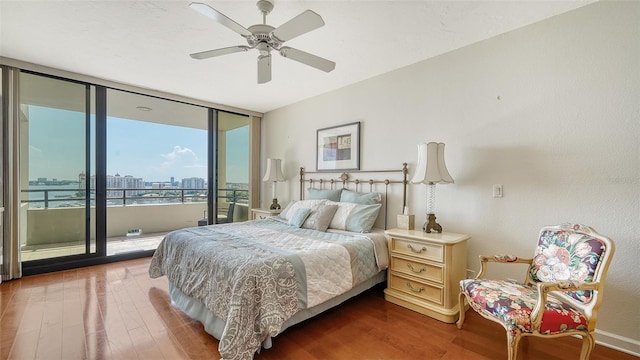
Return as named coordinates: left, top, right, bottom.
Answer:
left=20, top=232, right=167, bottom=261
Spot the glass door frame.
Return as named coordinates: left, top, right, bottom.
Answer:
left=19, top=72, right=99, bottom=274
left=0, top=65, right=259, bottom=276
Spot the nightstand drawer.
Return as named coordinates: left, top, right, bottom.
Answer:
left=389, top=273, right=443, bottom=305
left=391, top=238, right=444, bottom=262
left=390, top=256, right=444, bottom=284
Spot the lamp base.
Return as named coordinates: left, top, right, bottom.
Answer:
left=270, top=198, right=281, bottom=210
left=423, top=214, right=442, bottom=233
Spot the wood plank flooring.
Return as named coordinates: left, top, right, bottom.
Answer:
left=0, top=258, right=634, bottom=360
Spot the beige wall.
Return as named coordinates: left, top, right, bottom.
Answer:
left=261, top=1, right=639, bottom=354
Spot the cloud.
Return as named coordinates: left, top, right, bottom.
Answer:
left=30, top=145, right=43, bottom=157
left=157, top=146, right=202, bottom=172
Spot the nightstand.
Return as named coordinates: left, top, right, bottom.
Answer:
left=250, top=208, right=282, bottom=220
left=384, top=228, right=469, bottom=323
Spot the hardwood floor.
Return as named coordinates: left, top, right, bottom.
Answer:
left=0, top=258, right=634, bottom=360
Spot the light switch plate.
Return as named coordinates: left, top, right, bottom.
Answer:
left=493, top=184, right=503, bottom=198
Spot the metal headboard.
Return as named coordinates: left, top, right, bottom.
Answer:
left=299, top=163, right=408, bottom=230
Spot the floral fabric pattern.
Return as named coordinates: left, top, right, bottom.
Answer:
left=461, top=279, right=588, bottom=336
left=529, top=229, right=605, bottom=303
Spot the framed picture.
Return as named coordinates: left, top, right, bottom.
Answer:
left=316, top=121, right=360, bottom=171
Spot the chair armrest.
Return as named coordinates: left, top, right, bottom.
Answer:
left=476, top=255, right=533, bottom=278
left=530, top=281, right=600, bottom=329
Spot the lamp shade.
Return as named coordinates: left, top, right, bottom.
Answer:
left=410, top=142, right=454, bottom=184
left=262, top=158, right=285, bottom=182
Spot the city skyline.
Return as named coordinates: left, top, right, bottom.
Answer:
left=30, top=173, right=250, bottom=186
left=27, top=105, right=249, bottom=183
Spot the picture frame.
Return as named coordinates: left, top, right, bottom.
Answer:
left=316, top=121, right=360, bottom=171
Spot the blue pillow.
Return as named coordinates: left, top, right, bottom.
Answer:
left=288, top=208, right=311, bottom=228
left=308, top=188, right=342, bottom=202
left=345, top=203, right=382, bottom=232
left=279, top=200, right=297, bottom=220
left=328, top=201, right=382, bottom=233
left=340, top=189, right=380, bottom=205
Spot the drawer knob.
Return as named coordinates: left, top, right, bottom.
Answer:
left=406, top=282, right=425, bottom=293
left=407, top=244, right=427, bottom=254
left=407, top=263, right=426, bottom=273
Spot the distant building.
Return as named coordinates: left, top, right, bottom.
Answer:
left=182, top=177, right=205, bottom=190
left=151, top=182, right=174, bottom=189
left=79, top=172, right=145, bottom=198
left=78, top=172, right=86, bottom=187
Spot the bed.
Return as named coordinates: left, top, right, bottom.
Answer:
left=148, top=164, right=408, bottom=360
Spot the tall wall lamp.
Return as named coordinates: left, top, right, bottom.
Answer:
left=262, top=158, right=286, bottom=210
left=410, top=142, right=454, bottom=233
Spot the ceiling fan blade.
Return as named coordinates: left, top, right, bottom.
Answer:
left=271, top=10, right=324, bottom=42
left=189, top=2, right=252, bottom=37
left=257, top=54, right=272, bottom=84
left=190, top=46, right=250, bottom=60
left=279, top=46, right=335, bottom=72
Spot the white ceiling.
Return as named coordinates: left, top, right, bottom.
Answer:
left=1, top=0, right=593, bottom=114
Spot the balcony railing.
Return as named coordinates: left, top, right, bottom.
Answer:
left=21, top=187, right=248, bottom=213
left=20, top=187, right=250, bottom=250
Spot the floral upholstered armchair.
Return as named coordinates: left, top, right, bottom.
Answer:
left=457, top=223, right=615, bottom=360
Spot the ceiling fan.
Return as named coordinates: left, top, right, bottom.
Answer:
left=189, top=1, right=336, bottom=84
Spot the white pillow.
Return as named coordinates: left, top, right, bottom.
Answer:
left=327, top=201, right=358, bottom=230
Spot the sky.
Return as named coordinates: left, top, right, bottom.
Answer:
left=27, top=105, right=249, bottom=183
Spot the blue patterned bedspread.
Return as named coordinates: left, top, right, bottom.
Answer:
left=149, top=218, right=387, bottom=360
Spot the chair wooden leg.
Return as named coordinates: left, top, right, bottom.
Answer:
left=456, top=292, right=466, bottom=329
left=579, top=333, right=595, bottom=360
left=507, top=332, right=521, bottom=360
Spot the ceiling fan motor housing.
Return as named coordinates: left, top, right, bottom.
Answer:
left=246, top=24, right=281, bottom=52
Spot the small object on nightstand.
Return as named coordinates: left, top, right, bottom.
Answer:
left=251, top=208, right=282, bottom=220
left=270, top=198, right=281, bottom=210
left=397, top=214, right=415, bottom=230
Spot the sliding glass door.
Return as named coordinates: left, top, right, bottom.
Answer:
left=105, top=89, right=208, bottom=256
left=217, top=112, right=250, bottom=223
left=18, top=72, right=96, bottom=262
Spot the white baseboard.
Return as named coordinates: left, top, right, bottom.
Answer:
left=595, top=329, right=640, bottom=357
